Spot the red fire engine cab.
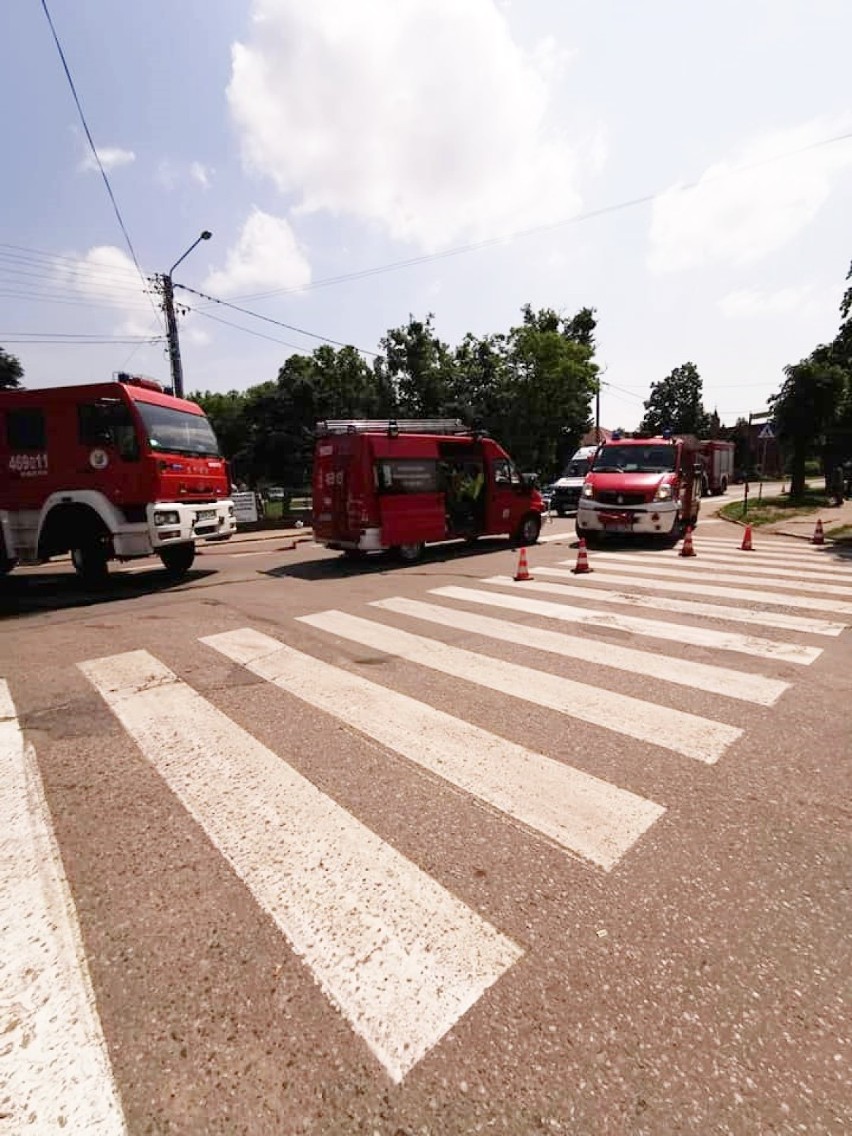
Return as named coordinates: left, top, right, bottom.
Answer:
left=575, top=432, right=702, bottom=542
left=0, top=374, right=236, bottom=583
left=312, top=419, right=545, bottom=561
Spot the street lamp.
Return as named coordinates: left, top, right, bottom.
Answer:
left=159, top=231, right=211, bottom=398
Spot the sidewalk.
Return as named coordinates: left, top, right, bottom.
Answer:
left=760, top=497, right=852, bottom=543
left=206, top=525, right=315, bottom=548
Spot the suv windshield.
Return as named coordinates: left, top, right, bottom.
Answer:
left=592, top=444, right=676, bottom=473
left=563, top=461, right=590, bottom=478
left=135, top=401, right=220, bottom=457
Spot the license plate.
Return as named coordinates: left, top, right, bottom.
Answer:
left=603, top=521, right=632, bottom=533
left=197, top=509, right=216, bottom=521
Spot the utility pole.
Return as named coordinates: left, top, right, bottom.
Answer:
left=154, top=230, right=212, bottom=399
left=160, top=273, right=184, bottom=398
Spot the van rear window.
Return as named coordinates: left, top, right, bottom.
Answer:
left=375, top=459, right=438, bottom=494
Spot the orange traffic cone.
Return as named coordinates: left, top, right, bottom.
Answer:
left=679, top=526, right=696, bottom=557
left=741, top=524, right=754, bottom=551
left=514, top=546, right=533, bottom=581
left=812, top=518, right=825, bottom=545
left=572, top=538, right=592, bottom=574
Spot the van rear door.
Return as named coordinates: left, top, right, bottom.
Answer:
left=313, top=439, right=356, bottom=542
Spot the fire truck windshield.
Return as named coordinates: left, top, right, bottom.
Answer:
left=592, top=444, right=676, bottom=473
left=135, top=401, right=221, bottom=457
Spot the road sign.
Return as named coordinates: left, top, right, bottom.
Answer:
left=757, top=422, right=775, bottom=440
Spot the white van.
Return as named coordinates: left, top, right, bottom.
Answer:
left=549, top=446, right=598, bottom=516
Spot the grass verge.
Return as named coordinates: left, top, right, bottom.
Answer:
left=718, top=488, right=827, bottom=526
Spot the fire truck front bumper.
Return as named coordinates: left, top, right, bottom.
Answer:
left=576, top=500, right=678, bottom=534
left=145, top=501, right=236, bottom=549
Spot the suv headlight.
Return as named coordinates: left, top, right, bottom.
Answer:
left=154, top=509, right=180, bottom=525
left=582, top=483, right=594, bottom=498
left=654, top=484, right=673, bottom=502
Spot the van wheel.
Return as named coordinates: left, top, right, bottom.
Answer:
left=342, top=548, right=367, bottom=561
left=159, top=543, right=195, bottom=579
left=72, top=538, right=110, bottom=587
left=394, top=542, right=425, bottom=563
left=514, top=513, right=541, bottom=546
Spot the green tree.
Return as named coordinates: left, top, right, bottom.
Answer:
left=496, top=305, right=598, bottom=474
left=770, top=357, right=846, bottom=496
left=378, top=315, right=455, bottom=417
left=0, top=346, right=24, bottom=390
left=640, top=362, right=711, bottom=436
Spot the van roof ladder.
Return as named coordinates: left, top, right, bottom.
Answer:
left=316, top=418, right=473, bottom=437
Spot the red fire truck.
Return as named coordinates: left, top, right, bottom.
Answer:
left=0, top=374, right=235, bottom=583
left=575, top=432, right=702, bottom=542
left=698, top=439, right=735, bottom=496
left=312, top=419, right=545, bottom=561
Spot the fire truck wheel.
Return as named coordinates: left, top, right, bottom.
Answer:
left=342, top=548, right=368, bottom=561
left=514, top=513, right=541, bottom=546
left=71, top=539, right=110, bottom=587
left=159, top=543, right=196, bottom=578
left=394, top=541, right=425, bottom=563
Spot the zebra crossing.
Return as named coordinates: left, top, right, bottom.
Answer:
left=2, top=533, right=850, bottom=1121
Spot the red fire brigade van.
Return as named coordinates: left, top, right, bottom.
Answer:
left=0, top=374, right=235, bottom=583
left=312, top=419, right=545, bottom=561
left=575, top=432, right=702, bottom=542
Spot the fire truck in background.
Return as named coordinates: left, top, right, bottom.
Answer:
left=0, top=374, right=235, bottom=584
left=575, top=432, right=703, bottom=543
left=698, top=440, right=735, bottom=496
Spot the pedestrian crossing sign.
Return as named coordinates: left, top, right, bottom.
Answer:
left=758, top=422, right=775, bottom=440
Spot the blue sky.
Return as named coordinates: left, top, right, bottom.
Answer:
left=2, top=0, right=850, bottom=429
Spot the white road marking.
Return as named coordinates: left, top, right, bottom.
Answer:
left=686, top=547, right=852, bottom=572
left=595, top=547, right=852, bottom=579
left=538, top=532, right=575, bottom=543
left=542, top=565, right=852, bottom=617
left=203, top=628, right=663, bottom=871
left=688, top=537, right=852, bottom=560
left=371, top=596, right=789, bottom=707
left=79, top=651, right=520, bottom=1084
left=482, top=575, right=844, bottom=639
left=0, top=682, right=127, bottom=1133
left=297, top=611, right=742, bottom=764
left=435, top=584, right=827, bottom=663
left=559, top=556, right=852, bottom=597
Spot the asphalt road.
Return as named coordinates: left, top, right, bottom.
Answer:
left=1, top=513, right=850, bottom=1135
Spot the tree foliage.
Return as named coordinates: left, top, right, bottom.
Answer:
left=0, top=347, right=23, bottom=390
left=771, top=257, right=852, bottom=491
left=639, top=362, right=711, bottom=437
left=190, top=305, right=599, bottom=485
left=771, top=358, right=847, bottom=496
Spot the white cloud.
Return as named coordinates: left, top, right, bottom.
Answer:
left=156, top=158, right=214, bottom=190
left=718, top=285, right=814, bottom=318
left=190, top=161, right=212, bottom=189
left=649, top=118, right=852, bottom=273
left=202, top=208, right=311, bottom=296
left=226, top=0, right=597, bottom=251
left=79, top=146, right=136, bottom=173
left=55, top=245, right=160, bottom=338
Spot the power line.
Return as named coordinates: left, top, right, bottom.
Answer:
left=39, top=0, right=162, bottom=331
left=216, top=128, right=852, bottom=304
left=175, top=283, right=380, bottom=358
left=2, top=336, right=166, bottom=345
left=190, top=308, right=316, bottom=353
